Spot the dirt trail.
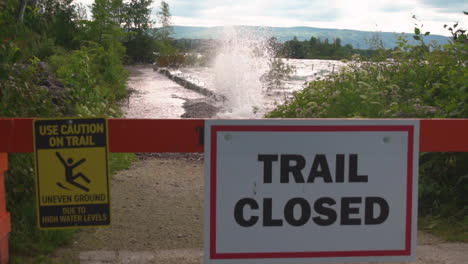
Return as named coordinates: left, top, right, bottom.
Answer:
left=50, top=157, right=204, bottom=264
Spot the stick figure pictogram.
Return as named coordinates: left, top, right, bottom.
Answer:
left=56, top=152, right=90, bottom=192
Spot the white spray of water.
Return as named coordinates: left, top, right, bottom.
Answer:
left=212, top=27, right=273, bottom=118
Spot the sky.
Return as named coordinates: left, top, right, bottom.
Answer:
left=75, top=0, right=467, bottom=36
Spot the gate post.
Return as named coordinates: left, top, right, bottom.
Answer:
left=0, top=153, right=10, bottom=264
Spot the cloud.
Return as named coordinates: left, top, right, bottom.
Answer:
left=378, top=3, right=415, bottom=13
left=419, top=0, right=467, bottom=13
left=74, top=0, right=466, bottom=36
left=165, top=0, right=341, bottom=21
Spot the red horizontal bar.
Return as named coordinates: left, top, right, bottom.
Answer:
left=0, top=118, right=467, bottom=153
left=0, top=118, right=32, bottom=153
left=108, top=119, right=204, bottom=153
left=420, top=119, right=468, bottom=152
left=0, top=118, right=204, bottom=153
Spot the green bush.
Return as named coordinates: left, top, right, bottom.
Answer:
left=267, top=25, right=468, bottom=230
left=154, top=40, right=186, bottom=67
left=124, top=34, right=157, bottom=64
left=1, top=51, right=130, bottom=257
left=49, top=42, right=128, bottom=117
left=2, top=24, right=130, bottom=262
left=6, top=154, right=77, bottom=256
left=1, top=0, right=143, bottom=259
left=268, top=43, right=466, bottom=119
left=0, top=62, right=58, bottom=117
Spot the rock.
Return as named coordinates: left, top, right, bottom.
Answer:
left=181, top=100, right=219, bottom=118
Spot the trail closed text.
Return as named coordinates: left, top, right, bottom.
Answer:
left=234, top=154, right=390, bottom=227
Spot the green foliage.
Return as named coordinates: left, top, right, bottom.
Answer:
left=6, top=154, right=77, bottom=257
left=5, top=151, right=136, bottom=258
left=0, top=41, right=22, bottom=80
left=124, top=0, right=154, bottom=32
left=37, top=0, right=81, bottom=50
left=0, top=62, right=59, bottom=117
left=419, top=153, right=468, bottom=218
left=90, top=0, right=125, bottom=39
left=109, top=153, right=137, bottom=175
left=91, top=0, right=157, bottom=64
left=267, top=18, right=468, bottom=231
left=124, top=34, right=157, bottom=64
left=150, top=1, right=189, bottom=67
left=156, top=0, right=173, bottom=41
left=0, top=0, right=142, bottom=258
left=48, top=40, right=128, bottom=116
left=268, top=29, right=467, bottom=118
left=113, top=0, right=183, bottom=65
left=172, top=38, right=217, bottom=67
left=154, top=40, right=185, bottom=67
left=263, top=58, right=296, bottom=91
left=419, top=215, right=468, bottom=242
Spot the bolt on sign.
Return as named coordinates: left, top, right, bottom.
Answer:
left=34, top=118, right=110, bottom=229
left=204, top=120, right=419, bottom=264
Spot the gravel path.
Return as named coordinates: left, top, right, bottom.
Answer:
left=50, top=158, right=204, bottom=264
left=123, top=66, right=209, bottom=119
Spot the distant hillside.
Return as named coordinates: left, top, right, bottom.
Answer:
left=168, top=25, right=449, bottom=49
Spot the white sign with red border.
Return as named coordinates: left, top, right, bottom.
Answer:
left=204, top=119, right=419, bottom=264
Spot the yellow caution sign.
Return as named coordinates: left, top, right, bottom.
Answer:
left=34, top=118, right=110, bottom=229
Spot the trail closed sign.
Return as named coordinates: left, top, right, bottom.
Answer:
left=34, top=118, right=110, bottom=229
left=204, top=120, right=419, bottom=264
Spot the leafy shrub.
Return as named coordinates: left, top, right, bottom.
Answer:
left=1, top=0, right=139, bottom=259
left=154, top=40, right=186, bottom=67
left=263, top=58, right=296, bottom=91
left=1, top=62, right=77, bottom=256
left=2, top=51, right=129, bottom=257
left=124, top=34, right=157, bottom=64
left=6, top=154, right=77, bottom=255
left=49, top=42, right=128, bottom=117
left=267, top=24, right=468, bottom=224
left=0, top=61, right=58, bottom=117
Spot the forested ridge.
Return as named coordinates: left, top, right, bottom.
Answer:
left=169, top=25, right=450, bottom=50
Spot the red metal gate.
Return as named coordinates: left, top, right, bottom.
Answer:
left=0, top=118, right=467, bottom=263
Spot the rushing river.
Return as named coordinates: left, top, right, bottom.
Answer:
left=124, top=59, right=345, bottom=119
left=123, top=66, right=205, bottom=119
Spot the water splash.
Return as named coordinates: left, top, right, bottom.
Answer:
left=212, top=26, right=273, bottom=118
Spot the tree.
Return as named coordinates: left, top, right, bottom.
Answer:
left=156, top=0, right=173, bottom=40
left=335, top=38, right=342, bottom=48
left=282, top=37, right=306, bottom=59
left=309, top=37, right=318, bottom=47
left=45, top=0, right=81, bottom=49
left=266, top=37, right=282, bottom=57
left=120, top=0, right=155, bottom=63
left=91, top=0, right=123, bottom=39
left=124, top=0, right=153, bottom=32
